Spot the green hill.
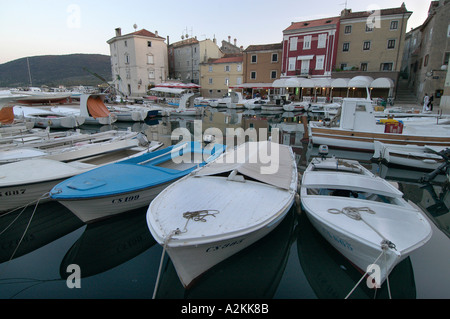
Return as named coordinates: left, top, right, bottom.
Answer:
left=0, top=54, right=111, bottom=88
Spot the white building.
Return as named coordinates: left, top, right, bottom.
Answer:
left=107, top=28, right=169, bottom=97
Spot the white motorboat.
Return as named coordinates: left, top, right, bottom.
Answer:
left=13, top=105, right=85, bottom=128
left=0, top=130, right=141, bottom=164
left=147, top=141, right=298, bottom=288
left=243, top=98, right=269, bottom=110
left=373, top=141, right=449, bottom=171
left=300, top=156, right=432, bottom=286
left=52, top=94, right=117, bottom=125
left=106, top=105, right=149, bottom=122
left=309, top=98, right=450, bottom=152
left=0, top=139, right=162, bottom=212
left=283, top=101, right=309, bottom=112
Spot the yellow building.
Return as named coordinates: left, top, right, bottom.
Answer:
left=335, top=4, right=411, bottom=91
left=199, top=55, right=243, bottom=98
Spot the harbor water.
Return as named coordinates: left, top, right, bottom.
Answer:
left=1, top=108, right=449, bottom=300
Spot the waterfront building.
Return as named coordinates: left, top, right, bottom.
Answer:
left=406, top=0, right=450, bottom=109
left=107, top=28, right=168, bottom=97
left=282, top=17, right=340, bottom=78
left=334, top=4, right=411, bottom=97
left=168, top=37, right=222, bottom=85
left=199, top=54, right=243, bottom=98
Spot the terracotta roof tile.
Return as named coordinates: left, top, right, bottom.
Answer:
left=284, top=17, right=340, bottom=32
left=244, top=43, right=283, bottom=52
left=125, top=29, right=165, bottom=39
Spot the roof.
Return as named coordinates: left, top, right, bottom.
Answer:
left=284, top=16, right=340, bottom=32
left=170, top=37, right=200, bottom=48
left=107, top=28, right=165, bottom=43
left=340, top=4, right=411, bottom=20
left=128, top=29, right=164, bottom=39
left=210, top=55, right=243, bottom=64
left=244, top=43, right=283, bottom=52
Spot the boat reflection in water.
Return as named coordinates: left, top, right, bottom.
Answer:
left=154, top=208, right=296, bottom=299
left=296, top=212, right=416, bottom=299
left=0, top=202, right=83, bottom=263
left=60, top=207, right=156, bottom=279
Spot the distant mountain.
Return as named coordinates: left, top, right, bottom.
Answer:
left=0, top=54, right=112, bottom=88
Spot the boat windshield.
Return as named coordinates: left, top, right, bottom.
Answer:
left=306, top=187, right=397, bottom=204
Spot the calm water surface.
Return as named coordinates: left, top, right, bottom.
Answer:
left=1, top=109, right=449, bottom=300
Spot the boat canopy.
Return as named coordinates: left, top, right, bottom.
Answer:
left=0, top=106, right=14, bottom=124
left=149, top=87, right=187, bottom=94
left=195, top=141, right=295, bottom=190
left=87, top=96, right=111, bottom=119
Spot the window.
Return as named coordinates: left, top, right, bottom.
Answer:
left=237, top=64, right=242, bottom=72
left=147, top=54, right=154, bottom=64
left=147, top=41, right=152, bottom=47
left=148, top=71, right=155, bottom=79
left=271, top=70, right=277, bottom=79
left=289, top=37, right=298, bottom=51
left=303, top=35, right=312, bottom=49
left=380, top=63, right=393, bottom=71
left=250, top=71, right=257, bottom=79
left=236, top=77, right=242, bottom=85
left=365, top=24, right=373, bottom=32
left=444, top=52, right=450, bottom=65
left=315, top=55, right=325, bottom=70
left=251, top=55, right=257, bottom=63
left=209, top=66, right=213, bottom=72
left=360, top=63, right=368, bottom=71
left=288, top=57, right=296, bottom=71
left=318, top=34, right=327, bottom=48
left=225, top=65, right=230, bottom=72
left=363, top=41, right=371, bottom=50
left=343, top=42, right=350, bottom=52
left=209, top=78, right=213, bottom=84
left=390, top=21, right=398, bottom=30
left=344, top=25, right=352, bottom=34
left=424, top=54, right=429, bottom=67
left=340, top=63, right=347, bottom=70
left=124, top=40, right=127, bottom=47
left=125, top=54, right=130, bottom=64
left=271, top=53, right=278, bottom=62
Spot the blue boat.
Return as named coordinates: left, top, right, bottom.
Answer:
left=50, top=141, right=226, bottom=223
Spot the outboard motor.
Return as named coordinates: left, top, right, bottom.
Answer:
left=318, top=145, right=329, bottom=159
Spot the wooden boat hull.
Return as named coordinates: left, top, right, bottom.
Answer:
left=310, top=125, right=450, bottom=152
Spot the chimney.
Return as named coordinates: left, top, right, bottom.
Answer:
left=155, top=30, right=158, bottom=37
left=228, top=36, right=231, bottom=43
left=340, top=8, right=351, bottom=17
left=115, top=27, right=122, bottom=37
left=234, top=38, right=237, bottom=46
left=213, top=35, right=216, bottom=44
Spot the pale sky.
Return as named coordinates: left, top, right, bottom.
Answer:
left=0, top=0, right=431, bottom=64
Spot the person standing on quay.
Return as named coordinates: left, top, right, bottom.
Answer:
left=423, top=93, right=429, bottom=112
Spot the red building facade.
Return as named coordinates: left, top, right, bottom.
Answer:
left=282, top=17, right=340, bottom=78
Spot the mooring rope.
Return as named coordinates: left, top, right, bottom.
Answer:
left=152, top=209, right=219, bottom=299
left=327, top=206, right=396, bottom=250
left=329, top=206, right=395, bottom=299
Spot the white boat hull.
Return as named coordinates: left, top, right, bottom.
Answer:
left=56, top=182, right=172, bottom=223
left=303, top=208, right=400, bottom=285
left=0, top=179, right=60, bottom=212
left=164, top=206, right=292, bottom=288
